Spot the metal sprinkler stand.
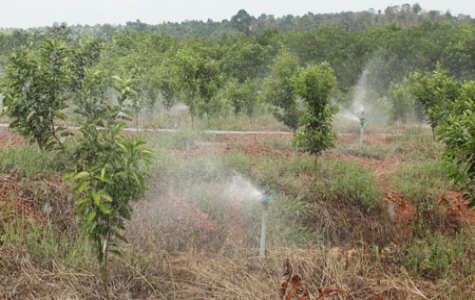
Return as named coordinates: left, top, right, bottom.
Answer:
left=260, top=192, right=276, bottom=262
left=359, top=116, right=367, bottom=152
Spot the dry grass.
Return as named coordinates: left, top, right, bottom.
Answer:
left=0, top=245, right=98, bottom=300
left=2, top=243, right=460, bottom=299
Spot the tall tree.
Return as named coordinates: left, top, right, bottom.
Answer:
left=175, top=49, right=199, bottom=126
left=231, top=9, right=253, bottom=36
left=388, top=81, right=412, bottom=124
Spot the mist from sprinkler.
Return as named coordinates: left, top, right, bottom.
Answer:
left=225, top=174, right=265, bottom=204
left=335, top=105, right=361, bottom=123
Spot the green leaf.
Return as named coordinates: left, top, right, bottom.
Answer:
left=95, top=175, right=111, bottom=185
left=74, top=171, right=91, bottom=180
left=76, top=196, right=91, bottom=208
left=98, top=202, right=111, bottom=214
left=85, top=210, right=97, bottom=225
left=98, top=192, right=113, bottom=202
left=71, top=180, right=89, bottom=193
left=100, top=167, right=106, bottom=181
left=110, top=249, right=122, bottom=256
left=26, top=110, right=36, bottom=121
left=132, top=172, right=141, bottom=185
left=115, top=232, right=128, bottom=243
left=116, top=142, right=127, bottom=152
left=102, top=239, right=108, bottom=254
left=142, top=149, right=153, bottom=156
left=92, top=192, right=100, bottom=205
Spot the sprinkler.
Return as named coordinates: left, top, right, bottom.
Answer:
left=359, top=110, right=367, bottom=152
left=259, top=191, right=276, bottom=262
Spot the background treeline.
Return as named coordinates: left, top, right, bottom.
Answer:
left=1, top=3, right=475, bottom=126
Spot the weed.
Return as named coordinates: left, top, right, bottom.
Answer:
left=393, top=159, right=453, bottom=203
left=386, top=124, right=434, bottom=143
left=0, top=147, right=72, bottom=178
left=404, top=235, right=451, bottom=279
left=221, top=151, right=253, bottom=174
left=255, top=135, right=292, bottom=148
left=314, top=160, right=383, bottom=211
left=286, top=154, right=315, bottom=174
left=340, top=143, right=391, bottom=160
left=1, top=214, right=92, bottom=270
left=150, top=130, right=199, bottom=150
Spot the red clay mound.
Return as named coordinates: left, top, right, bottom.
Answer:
left=385, top=191, right=417, bottom=241
left=439, top=191, right=475, bottom=230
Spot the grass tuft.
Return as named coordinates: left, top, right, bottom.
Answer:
left=313, top=160, right=383, bottom=211
left=0, top=147, right=72, bottom=178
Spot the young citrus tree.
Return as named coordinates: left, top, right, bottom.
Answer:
left=225, top=77, right=258, bottom=122
left=291, top=62, right=338, bottom=155
left=175, top=47, right=223, bottom=127
left=66, top=74, right=151, bottom=300
left=409, top=63, right=460, bottom=139
left=388, top=81, right=412, bottom=124
left=263, top=48, right=302, bottom=134
left=437, top=81, right=475, bottom=206
left=1, top=39, right=73, bottom=151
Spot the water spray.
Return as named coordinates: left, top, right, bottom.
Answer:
left=259, top=191, right=276, bottom=262
left=359, top=109, right=367, bottom=152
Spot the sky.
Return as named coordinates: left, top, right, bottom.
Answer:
left=0, top=0, right=473, bottom=29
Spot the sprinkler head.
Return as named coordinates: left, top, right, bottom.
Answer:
left=360, top=117, right=367, bottom=126
left=261, top=190, right=276, bottom=207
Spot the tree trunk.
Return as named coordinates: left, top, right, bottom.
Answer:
left=101, top=260, right=113, bottom=300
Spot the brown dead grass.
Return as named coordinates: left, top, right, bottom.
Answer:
left=1, top=243, right=468, bottom=300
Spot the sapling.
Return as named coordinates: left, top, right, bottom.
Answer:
left=66, top=75, right=151, bottom=300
